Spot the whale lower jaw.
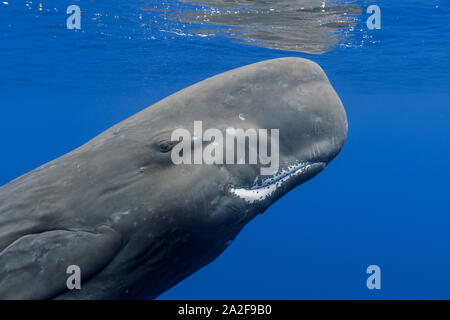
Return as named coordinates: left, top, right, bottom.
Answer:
left=229, top=161, right=326, bottom=205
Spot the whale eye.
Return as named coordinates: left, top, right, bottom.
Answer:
left=158, top=140, right=177, bottom=153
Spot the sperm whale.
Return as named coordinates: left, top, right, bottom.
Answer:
left=0, top=58, right=347, bottom=299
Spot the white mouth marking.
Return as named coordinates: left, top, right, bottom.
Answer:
left=229, top=162, right=318, bottom=204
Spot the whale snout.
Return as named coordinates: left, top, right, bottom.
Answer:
left=227, top=58, right=348, bottom=206
left=305, top=104, right=348, bottom=165
left=278, top=58, right=348, bottom=165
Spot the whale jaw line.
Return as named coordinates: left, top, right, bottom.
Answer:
left=229, top=161, right=326, bottom=205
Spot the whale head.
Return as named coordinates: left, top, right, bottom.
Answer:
left=133, top=58, right=347, bottom=241
left=48, top=58, right=348, bottom=299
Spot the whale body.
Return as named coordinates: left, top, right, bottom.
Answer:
left=0, top=58, right=348, bottom=299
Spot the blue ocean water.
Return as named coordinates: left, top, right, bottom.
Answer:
left=0, top=0, right=449, bottom=299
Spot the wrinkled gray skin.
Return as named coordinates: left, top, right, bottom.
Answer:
left=0, top=58, right=347, bottom=299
